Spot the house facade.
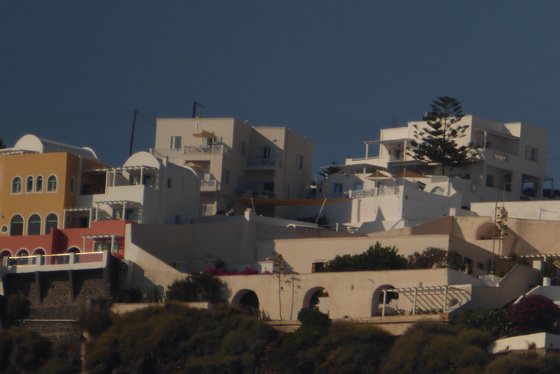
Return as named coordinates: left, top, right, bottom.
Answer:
left=152, top=117, right=313, bottom=218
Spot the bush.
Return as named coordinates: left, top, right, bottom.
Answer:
left=381, top=322, right=491, bottom=374
left=452, top=308, right=512, bottom=338
left=326, top=242, right=408, bottom=272
left=297, top=308, right=331, bottom=332
left=0, top=328, right=52, bottom=372
left=167, top=272, right=226, bottom=302
left=78, top=298, right=112, bottom=338
left=408, top=247, right=448, bottom=269
left=85, top=304, right=276, bottom=373
left=507, top=295, right=560, bottom=333
left=2, top=294, right=31, bottom=326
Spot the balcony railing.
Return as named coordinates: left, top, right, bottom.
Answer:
left=349, top=189, right=376, bottom=198
left=247, top=158, right=279, bottom=167
left=2, top=252, right=107, bottom=273
left=184, top=144, right=231, bottom=155
left=492, top=151, right=509, bottom=162
left=200, top=179, right=221, bottom=192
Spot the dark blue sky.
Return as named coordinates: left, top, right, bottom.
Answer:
left=3, top=1, right=560, bottom=184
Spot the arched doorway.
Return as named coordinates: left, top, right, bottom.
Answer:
left=303, top=287, right=330, bottom=315
left=0, top=250, right=12, bottom=266
left=232, top=289, right=261, bottom=317
left=476, top=222, right=498, bottom=240
left=372, top=284, right=398, bottom=316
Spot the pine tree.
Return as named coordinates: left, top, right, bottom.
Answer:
left=409, top=96, right=479, bottom=175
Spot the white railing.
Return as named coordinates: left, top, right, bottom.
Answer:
left=349, top=189, right=376, bottom=198
left=493, top=152, right=509, bottom=162
left=200, top=179, right=221, bottom=191
left=184, top=144, right=231, bottom=155
left=3, top=252, right=106, bottom=268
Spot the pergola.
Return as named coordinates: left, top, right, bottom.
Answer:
left=381, top=285, right=471, bottom=316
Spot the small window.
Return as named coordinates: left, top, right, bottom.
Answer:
left=27, top=214, right=41, bottom=235
left=353, top=182, right=363, bottom=191
left=297, top=154, right=304, bottom=170
left=333, top=183, right=343, bottom=195
left=70, top=176, right=75, bottom=194
left=167, top=178, right=172, bottom=188
left=45, top=213, right=58, bottom=234
left=26, top=176, right=33, bottom=192
left=239, top=141, right=246, bottom=156
left=486, top=175, right=494, bottom=188
left=261, top=146, right=272, bottom=160
left=10, top=215, right=24, bottom=236
left=223, top=169, right=230, bottom=185
left=170, top=136, right=182, bottom=150
left=12, top=177, right=22, bottom=193
left=36, top=176, right=43, bottom=192
left=47, top=175, right=57, bottom=191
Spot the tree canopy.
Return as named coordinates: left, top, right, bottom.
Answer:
left=408, top=96, right=479, bottom=175
left=326, top=242, right=408, bottom=272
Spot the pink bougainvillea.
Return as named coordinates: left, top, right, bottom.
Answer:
left=507, top=294, right=560, bottom=333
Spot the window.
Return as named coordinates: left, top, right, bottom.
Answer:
left=333, top=183, right=343, bottom=195
left=167, top=178, right=172, bottom=188
left=47, top=175, right=57, bottom=191
left=36, top=176, right=43, bottom=192
left=94, top=241, right=118, bottom=253
left=27, top=214, right=41, bottom=235
left=70, top=176, right=75, bottom=194
left=143, top=174, right=155, bottom=188
left=526, top=146, right=539, bottom=161
left=486, top=174, right=494, bottom=188
left=12, top=177, right=22, bottom=193
left=239, top=141, right=246, bottom=156
left=45, top=213, right=58, bottom=234
left=26, top=176, right=33, bottom=192
left=297, top=154, right=304, bottom=170
left=262, top=146, right=272, bottom=160
left=170, top=136, right=182, bottom=150
left=353, top=182, right=363, bottom=191
left=223, top=169, right=230, bottom=185
left=10, top=215, right=24, bottom=236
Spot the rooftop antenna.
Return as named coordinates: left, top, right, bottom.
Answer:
left=192, top=101, right=203, bottom=118
left=129, top=109, right=138, bottom=157
left=391, top=118, right=397, bottom=128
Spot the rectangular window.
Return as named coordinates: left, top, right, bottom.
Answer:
left=238, top=141, right=246, bottom=156
left=170, top=136, right=182, bottom=150
left=296, top=154, right=304, bottom=170
left=353, top=182, right=363, bottom=191
left=525, top=146, right=538, bottom=161
left=486, top=175, right=494, bottom=188
left=333, top=183, right=343, bottom=195
left=223, top=169, right=230, bottom=185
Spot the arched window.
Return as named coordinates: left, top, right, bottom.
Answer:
left=36, top=175, right=43, bottom=192
left=10, top=215, right=23, bottom=236
left=45, top=213, right=58, bottom=234
left=27, top=214, right=41, bottom=235
left=12, top=177, right=22, bottom=193
left=33, top=248, right=45, bottom=256
left=26, top=176, right=34, bottom=192
left=0, top=250, right=12, bottom=261
left=16, top=249, right=29, bottom=257
left=47, top=175, right=57, bottom=192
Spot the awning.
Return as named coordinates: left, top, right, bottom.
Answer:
left=192, top=130, right=215, bottom=138
left=394, top=170, right=424, bottom=178
left=366, top=169, right=393, bottom=179
left=225, top=196, right=350, bottom=206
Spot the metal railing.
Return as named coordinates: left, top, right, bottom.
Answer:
left=200, top=179, right=221, bottom=191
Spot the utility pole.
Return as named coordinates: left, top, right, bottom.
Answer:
left=129, top=109, right=138, bottom=157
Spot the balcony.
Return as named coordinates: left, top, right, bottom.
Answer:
left=1, top=252, right=108, bottom=274
left=200, top=179, right=221, bottom=192
left=247, top=158, right=281, bottom=168
left=184, top=144, right=231, bottom=156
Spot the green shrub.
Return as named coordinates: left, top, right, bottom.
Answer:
left=2, top=294, right=31, bottom=325
left=0, top=328, right=51, bottom=372
left=298, top=308, right=331, bottom=332
left=86, top=304, right=276, bottom=373
left=326, top=242, right=408, bottom=272
left=381, top=322, right=490, bottom=374
left=452, top=308, right=512, bottom=338
left=167, top=272, right=226, bottom=302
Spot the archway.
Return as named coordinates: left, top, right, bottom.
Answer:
left=0, top=250, right=12, bottom=266
left=66, top=247, right=81, bottom=254
left=303, top=287, right=330, bottom=315
left=372, top=284, right=398, bottom=316
left=476, top=222, right=498, bottom=240
left=232, top=289, right=261, bottom=317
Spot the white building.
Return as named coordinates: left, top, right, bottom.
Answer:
left=345, top=115, right=548, bottom=202
left=72, top=151, right=200, bottom=226
left=151, top=118, right=313, bottom=218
